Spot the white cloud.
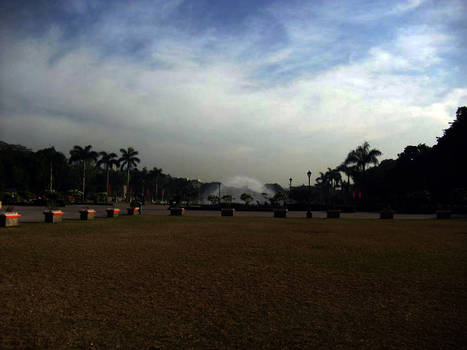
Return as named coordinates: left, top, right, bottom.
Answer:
left=392, top=0, right=425, bottom=14
left=1, top=1, right=465, bottom=184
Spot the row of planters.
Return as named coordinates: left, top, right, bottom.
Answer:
left=169, top=206, right=454, bottom=220
left=1, top=206, right=141, bottom=227
left=271, top=208, right=453, bottom=219
left=1, top=207, right=455, bottom=227
left=271, top=209, right=350, bottom=218
left=168, top=207, right=235, bottom=216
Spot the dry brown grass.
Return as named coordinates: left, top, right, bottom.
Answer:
left=1, top=216, right=466, bottom=349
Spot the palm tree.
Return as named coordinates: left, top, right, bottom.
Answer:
left=345, top=141, right=382, bottom=174
left=119, top=147, right=140, bottom=201
left=97, top=151, right=119, bottom=195
left=69, top=145, right=98, bottom=201
left=337, top=162, right=357, bottom=191
left=326, top=167, right=342, bottom=190
left=316, top=171, right=330, bottom=188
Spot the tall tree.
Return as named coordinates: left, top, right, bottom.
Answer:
left=69, top=145, right=98, bottom=200
left=97, top=151, right=119, bottom=195
left=337, top=162, right=356, bottom=191
left=316, top=171, right=330, bottom=188
left=326, top=167, right=342, bottom=190
left=345, top=141, right=382, bottom=174
left=36, top=147, right=68, bottom=192
left=119, top=147, right=140, bottom=200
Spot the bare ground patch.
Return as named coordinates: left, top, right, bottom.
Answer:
left=1, top=217, right=466, bottom=349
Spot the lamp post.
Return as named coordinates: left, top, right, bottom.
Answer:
left=307, top=170, right=312, bottom=218
left=289, top=178, right=292, bottom=209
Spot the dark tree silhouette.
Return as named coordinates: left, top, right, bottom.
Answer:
left=119, top=147, right=140, bottom=200
left=97, top=151, right=119, bottom=194
left=337, top=162, right=357, bottom=191
left=148, top=167, right=163, bottom=201
left=345, top=141, right=382, bottom=173
left=36, top=147, right=68, bottom=192
left=326, top=167, right=342, bottom=190
left=69, top=145, right=98, bottom=200
left=240, top=192, right=254, bottom=206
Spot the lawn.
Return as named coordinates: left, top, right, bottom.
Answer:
left=1, top=216, right=466, bottom=349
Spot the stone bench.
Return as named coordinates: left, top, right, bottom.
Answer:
left=170, top=208, right=185, bottom=216
left=44, top=210, right=64, bottom=223
left=80, top=209, right=96, bottom=220
left=221, top=208, right=235, bottom=216
left=1, top=212, right=21, bottom=227
left=127, top=207, right=140, bottom=215
left=106, top=208, right=120, bottom=218
left=273, top=209, right=288, bottom=218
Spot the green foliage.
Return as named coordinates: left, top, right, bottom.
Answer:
left=270, top=192, right=286, bottom=208
left=207, top=194, right=219, bottom=205
left=221, top=194, right=233, bottom=202
left=240, top=192, right=253, bottom=205
left=119, top=147, right=140, bottom=172
left=69, top=145, right=98, bottom=200
left=344, top=141, right=382, bottom=181
left=119, top=147, right=140, bottom=201
left=221, top=194, right=234, bottom=207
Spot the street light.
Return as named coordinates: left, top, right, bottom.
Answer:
left=307, top=170, right=312, bottom=218
left=289, top=178, right=292, bottom=209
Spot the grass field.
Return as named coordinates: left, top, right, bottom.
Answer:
left=1, top=216, right=466, bottom=349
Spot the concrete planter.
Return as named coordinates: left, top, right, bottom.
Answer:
left=436, top=210, right=451, bottom=219
left=170, top=208, right=185, bottom=216
left=80, top=209, right=96, bottom=220
left=221, top=208, right=235, bottom=216
left=327, top=210, right=341, bottom=219
left=380, top=210, right=395, bottom=219
left=127, top=207, right=140, bottom=215
left=43, top=210, right=64, bottom=223
left=1, top=212, right=21, bottom=227
left=273, top=209, right=288, bottom=218
left=106, top=208, right=120, bottom=218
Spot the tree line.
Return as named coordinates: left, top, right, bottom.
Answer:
left=295, top=106, right=466, bottom=212
left=1, top=107, right=466, bottom=211
left=0, top=143, right=199, bottom=205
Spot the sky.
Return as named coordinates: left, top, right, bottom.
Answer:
left=1, top=0, right=466, bottom=186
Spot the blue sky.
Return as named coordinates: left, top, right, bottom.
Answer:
left=1, top=0, right=466, bottom=185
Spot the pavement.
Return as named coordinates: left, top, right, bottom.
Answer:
left=4, top=204, right=463, bottom=223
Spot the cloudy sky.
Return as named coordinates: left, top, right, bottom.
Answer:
left=1, top=0, right=466, bottom=185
